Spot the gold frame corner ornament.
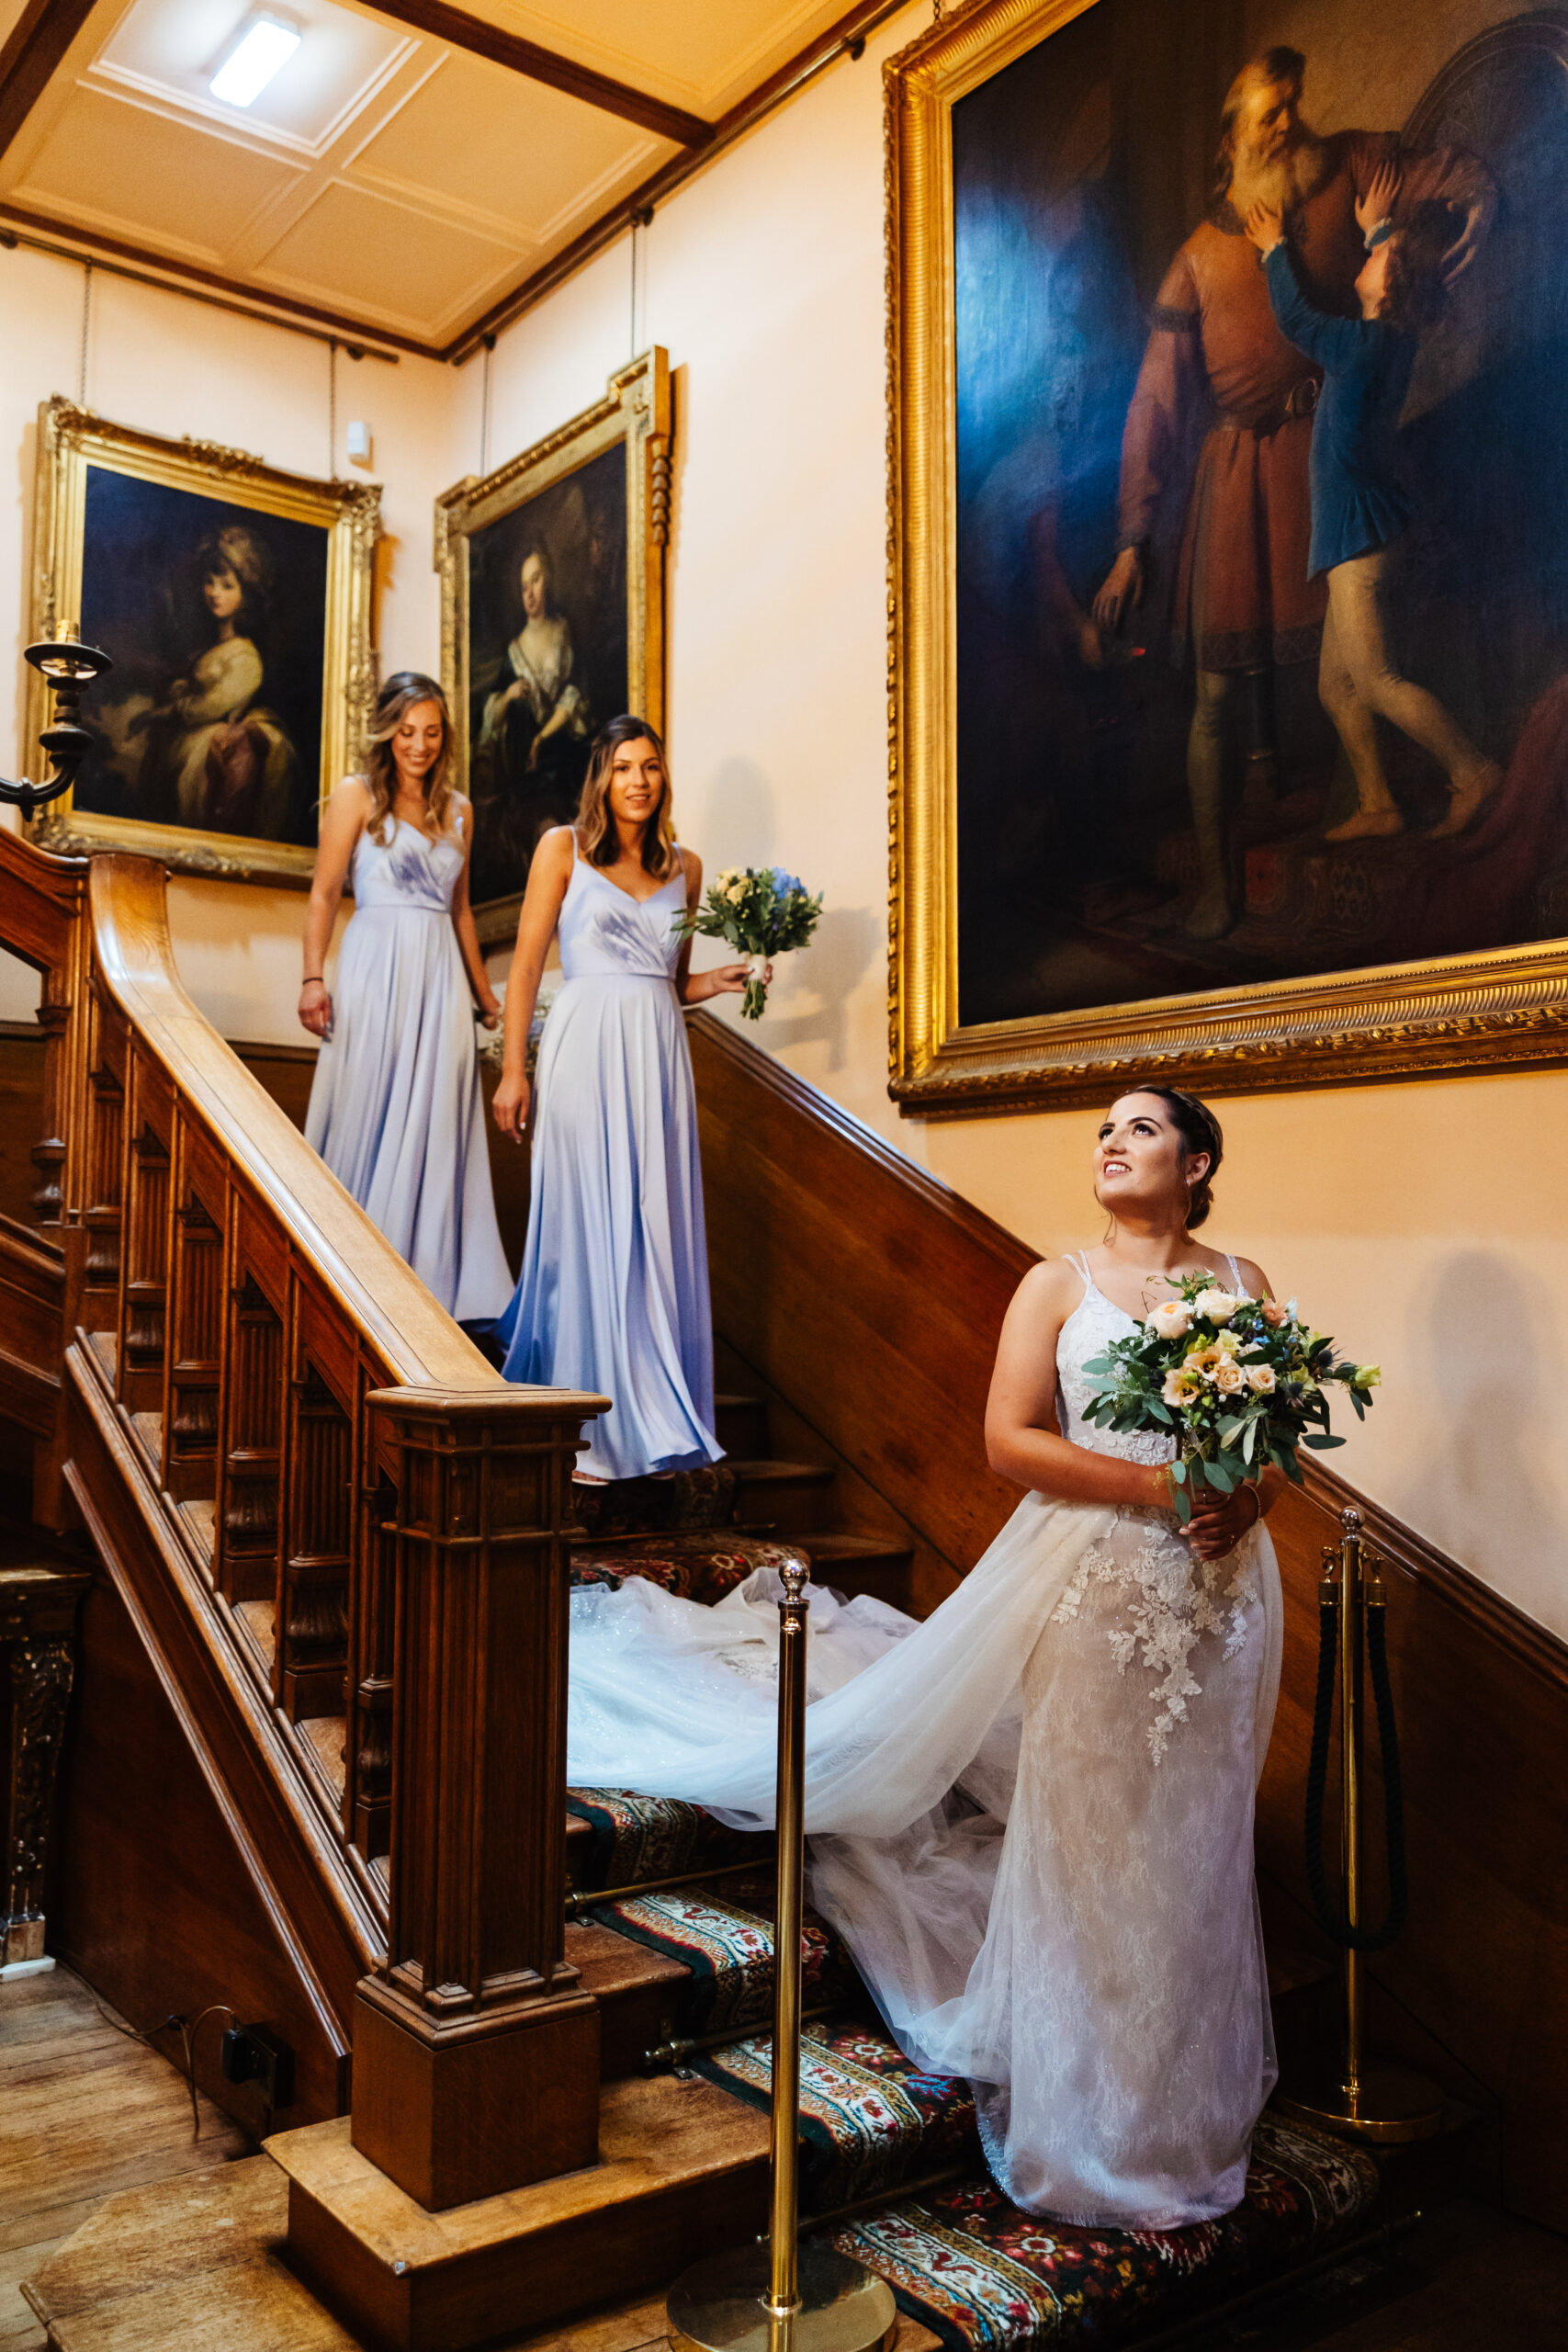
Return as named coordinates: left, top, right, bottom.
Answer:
left=883, top=0, right=1568, bottom=1117
left=24, top=395, right=380, bottom=890
left=435, top=347, right=672, bottom=945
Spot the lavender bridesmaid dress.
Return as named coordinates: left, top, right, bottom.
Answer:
left=305, top=818, right=513, bottom=1324
left=496, top=852, right=721, bottom=1481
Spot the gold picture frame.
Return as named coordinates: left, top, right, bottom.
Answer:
left=436, top=347, right=671, bottom=944
left=25, top=396, right=378, bottom=888
left=886, top=0, right=1568, bottom=1115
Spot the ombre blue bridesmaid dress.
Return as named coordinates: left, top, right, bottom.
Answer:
left=496, top=849, right=722, bottom=1481
left=304, top=816, right=513, bottom=1325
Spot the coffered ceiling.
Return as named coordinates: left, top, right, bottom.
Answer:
left=0, top=0, right=899, bottom=356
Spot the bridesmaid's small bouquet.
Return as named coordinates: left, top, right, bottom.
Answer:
left=675, top=865, right=823, bottom=1019
left=1082, top=1276, right=1379, bottom=1521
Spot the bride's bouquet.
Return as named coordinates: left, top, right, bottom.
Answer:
left=675, top=865, right=823, bottom=1019
left=1082, top=1275, right=1379, bottom=1521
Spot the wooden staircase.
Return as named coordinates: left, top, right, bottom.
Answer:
left=6, top=835, right=1563, bottom=2348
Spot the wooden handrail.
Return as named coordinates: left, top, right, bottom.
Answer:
left=0, top=837, right=606, bottom=2195
left=87, top=856, right=499, bottom=1390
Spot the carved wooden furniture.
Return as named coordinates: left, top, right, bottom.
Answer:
left=0, top=830, right=606, bottom=2200
left=1, top=1546, right=91, bottom=1973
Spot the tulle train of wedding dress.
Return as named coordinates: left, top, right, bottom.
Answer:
left=566, top=1255, right=1283, bottom=2229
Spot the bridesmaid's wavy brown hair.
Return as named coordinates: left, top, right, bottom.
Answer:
left=364, top=673, right=455, bottom=847
left=574, top=714, right=678, bottom=879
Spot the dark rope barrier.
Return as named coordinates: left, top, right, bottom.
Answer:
left=1303, top=1570, right=1408, bottom=1953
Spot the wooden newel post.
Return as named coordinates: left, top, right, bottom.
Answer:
left=352, top=1382, right=608, bottom=2211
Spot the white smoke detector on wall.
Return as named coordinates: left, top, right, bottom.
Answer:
left=346, top=420, right=373, bottom=469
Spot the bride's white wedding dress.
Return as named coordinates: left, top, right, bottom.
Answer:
left=566, top=1253, right=1282, bottom=2229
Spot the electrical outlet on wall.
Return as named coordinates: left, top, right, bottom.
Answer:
left=220, top=2023, right=295, bottom=2110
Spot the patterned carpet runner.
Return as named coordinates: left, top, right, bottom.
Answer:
left=695, top=2015, right=979, bottom=2210
left=824, top=2114, right=1378, bottom=2351
left=586, top=1871, right=857, bottom=2036
left=565, top=1784, right=767, bottom=1894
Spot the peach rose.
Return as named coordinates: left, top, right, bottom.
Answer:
left=1213, top=1359, right=1245, bottom=1394
left=1147, top=1298, right=1193, bottom=1340
left=1245, top=1363, right=1277, bottom=1394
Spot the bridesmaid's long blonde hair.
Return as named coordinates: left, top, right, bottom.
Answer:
left=574, top=714, right=677, bottom=878
left=364, top=673, right=456, bottom=845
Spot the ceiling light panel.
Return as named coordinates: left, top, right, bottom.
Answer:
left=96, top=0, right=409, bottom=153
left=210, top=15, right=300, bottom=108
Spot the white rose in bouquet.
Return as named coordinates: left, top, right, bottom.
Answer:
left=1192, top=1286, right=1240, bottom=1324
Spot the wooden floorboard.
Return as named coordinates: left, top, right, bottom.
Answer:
left=0, top=1964, right=253, bottom=2351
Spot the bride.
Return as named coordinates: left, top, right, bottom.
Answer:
left=566, top=1087, right=1286, bottom=2229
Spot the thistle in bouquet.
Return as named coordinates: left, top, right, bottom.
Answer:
left=674, top=865, right=823, bottom=1019
left=1082, top=1275, right=1380, bottom=1522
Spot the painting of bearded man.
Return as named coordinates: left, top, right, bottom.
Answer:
left=904, top=0, right=1568, bottom=1076
left=1094, top=42, right=1492, bottom=937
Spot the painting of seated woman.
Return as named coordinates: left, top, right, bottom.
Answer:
left=27, top=399, right=378, bottom=888
left=73, top=480, right=324, bottom=844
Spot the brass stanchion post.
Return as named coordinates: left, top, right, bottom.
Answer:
left=1278, top=1510, right=1445, bottom=2143
left=668, top=1562, right=897, bottom=2352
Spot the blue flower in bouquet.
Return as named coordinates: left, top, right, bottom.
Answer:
left=674, top=864, right=823, bottom=1019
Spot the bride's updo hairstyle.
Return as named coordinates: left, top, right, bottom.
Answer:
left=1140, top=1087, right=1224, bottom=1228
left=575, top=713, right=678, bottom=880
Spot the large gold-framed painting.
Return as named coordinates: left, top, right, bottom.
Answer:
left=436, top=348, right=671, bottom=942
left=26, top=397, right=378, bottom=887
left=887, top=0, right=1568, bottom=1114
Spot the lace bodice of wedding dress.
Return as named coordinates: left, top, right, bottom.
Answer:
left=565, top=1251, right=1282, bottom=2231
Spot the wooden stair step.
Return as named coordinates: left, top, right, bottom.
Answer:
left=271, top=2072, right=771, bottom=2351
left=798, top=1530, right=917, bottom=1604
left=713, top=1391, right=769, bottom=1456
left=578, top=1872, right=860, bottom=2080
left=727, top=1457, right=836, bottom=1535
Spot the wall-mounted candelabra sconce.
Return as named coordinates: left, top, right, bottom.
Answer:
left=0, top=636, right=112, bottom=819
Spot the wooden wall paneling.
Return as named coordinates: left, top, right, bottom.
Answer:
left=1258, top=1476, right=1568, bottom=2233
left=52, top=1549, right=352, bottom=2132
left=0, top=1214, right=63, bottom=1439
left=689, top=1014, right=1032, bottom=1577
left=0, top=1029, right=47, bottom=1225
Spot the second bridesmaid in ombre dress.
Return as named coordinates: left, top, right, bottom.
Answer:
left=491, top=715, right=761, bottom=1480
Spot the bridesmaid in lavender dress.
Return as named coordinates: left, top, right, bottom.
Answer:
left=299, top=673, right=513, bottom=1326
left=491, top=715, right=759, bottom=1480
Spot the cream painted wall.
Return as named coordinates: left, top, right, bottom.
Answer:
left=1, top=241, right=456, bottom=1039
left=2, top=6, right=1563, bottom=1634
